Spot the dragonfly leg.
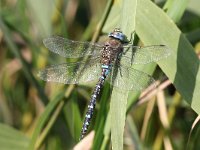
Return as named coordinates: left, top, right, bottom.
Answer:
left=127, top=30, right=136, bottom=43
left=113, top=56, right=123, bottom=77
left=122, top=46, right=137, bottom=66
left=117, top=58, right=123, bottom=77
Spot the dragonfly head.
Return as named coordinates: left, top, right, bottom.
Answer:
left=108, top=28, right=129, bottom=43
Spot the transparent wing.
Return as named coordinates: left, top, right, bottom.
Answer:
left=110, top=64, right=155, bottom=91
left=43, top=36, right=103, bottom=58
left=38, top=58, right=101, bottom=84
left=120, top=45, right=171, bottom=66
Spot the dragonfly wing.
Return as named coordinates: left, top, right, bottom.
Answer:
left=43, top=36, right=103, bottom=58
left=120, top=45, right=171, bottom=65
left=110, top=64, right=155, bottom=91
left=38, top=58, right=101, bottom=84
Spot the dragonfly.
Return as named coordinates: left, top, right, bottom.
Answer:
left=38, top=28, right=170, bottom=140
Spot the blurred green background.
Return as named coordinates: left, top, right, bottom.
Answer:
left=0, top=0, right=200, bottom=149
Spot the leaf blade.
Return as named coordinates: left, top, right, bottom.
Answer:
left=136, top=0, right=200, bottom=114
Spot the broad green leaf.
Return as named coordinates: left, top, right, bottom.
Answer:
left=136, top=0, right=200, bottom=114
left=109, top=0, right=137, bottom=149
left=0, top=124, right=29, bottom=150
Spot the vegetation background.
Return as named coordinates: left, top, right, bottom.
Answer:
left=0, top=0, right=200, bottom=149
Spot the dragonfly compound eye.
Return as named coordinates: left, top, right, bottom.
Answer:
left=108, top=31, right=129, bottom=43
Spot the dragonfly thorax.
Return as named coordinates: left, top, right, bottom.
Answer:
left=101, top=38, right=122, bottom=65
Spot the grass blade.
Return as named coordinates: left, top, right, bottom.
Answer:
left=110, top=0, right=137, bottom=149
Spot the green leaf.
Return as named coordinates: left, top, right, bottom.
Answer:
left=136, top=0, right=200, bottom=114
left=109, top=0, right=138, bottom=149
left=0, top=123, right=29, bottom=150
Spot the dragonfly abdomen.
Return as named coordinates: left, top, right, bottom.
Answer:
left=80, top=64, right=112, bottom=140
left=80, top=73, right=106, bottom=140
